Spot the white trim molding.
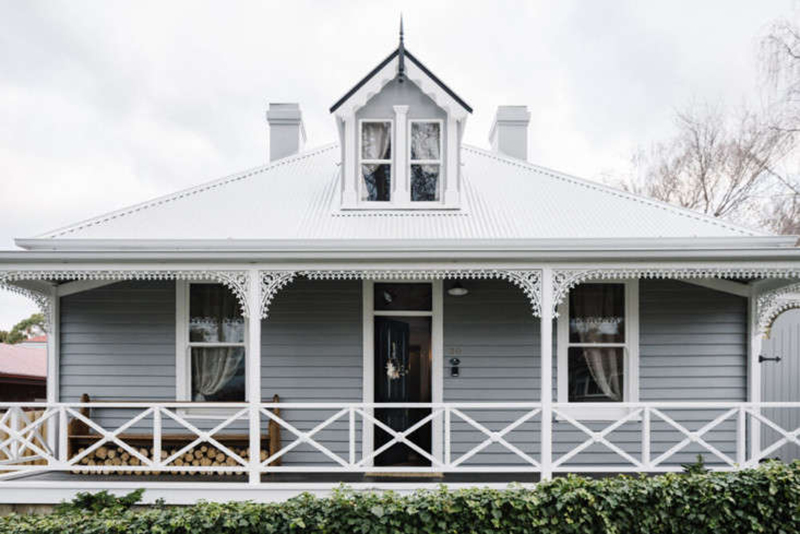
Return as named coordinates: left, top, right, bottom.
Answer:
left=408, top=118, right=445, bottom=206
left=360, top=280, right=445, bottom=465
left=556, top=279, right=639, bottom=421
left=175, top=280, right=249, bottom=410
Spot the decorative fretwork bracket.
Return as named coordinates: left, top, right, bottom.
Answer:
left=259, top=271, right=296, bottom=319
left=0, top=279, right=56, bottom=331
left=552, top=267, right=800, bottom=319
left=756, top=281, right=800, bottom=337
left=0, top=270, right=252, bottom=330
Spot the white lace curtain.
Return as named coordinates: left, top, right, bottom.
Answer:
left=362, top=122, right=391, bottom=160
left=581, top=348, right=622, bottom=401
left=411, top=122, right=440, bottom=160
left=192, top=348, right=243, bottom=401
left=572, top=288, right=623, bottom=401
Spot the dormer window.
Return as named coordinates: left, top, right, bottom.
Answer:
left=410, top=120, right=441, bottom=202
left=330, top=26, right=471, bottom=211
left=360, top=120, right=393, bottom=202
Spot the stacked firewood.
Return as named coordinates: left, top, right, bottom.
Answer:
left=71, top=444, right=269, bottom=475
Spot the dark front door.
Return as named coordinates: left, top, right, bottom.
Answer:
left=374, top=316, right=432, bottom=466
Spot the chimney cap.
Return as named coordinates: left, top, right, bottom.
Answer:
left=267, top=103, right=306, bottom=138
left=489, top=105, right=530, bottom=136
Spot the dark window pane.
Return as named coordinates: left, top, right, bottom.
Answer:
left=411, top=164, right=440, bottom=201
left=568, top=347, right=624, bottom=402
left=411, top=122, right=440, bottom=160
left=374, top=283, right=432, bottom=311
left=361, top=122, right=391, bottom=159
left=189, top=284, right=244, bottom=343
left=362, top=164, right=391, bottom=201
left=191, top=347, right=245, bottom=401
left=568, top=284, right=625, bottom=343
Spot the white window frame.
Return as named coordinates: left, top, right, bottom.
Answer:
left=176, top=280, right=249, bottom=417
left=408, top=119, right=444, bottom=203
left=362, top=280, right=444, bottom=467
left=358, top=119, right=394, bottom=205
left=556, top=279, right=639, bottom=421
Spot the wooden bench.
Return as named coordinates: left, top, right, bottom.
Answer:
left=67, top=393, right=282, bottom=470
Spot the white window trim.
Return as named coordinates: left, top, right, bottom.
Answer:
left=343, top=110, right=459, bottom=211
left=408, top=119, right=444, bottom=204
left=175, top=280, right=249, bottom=418
left=556, top=279, right=639, bottom=421
left=362, top=280, right=444, bottom=467
left=357, top=118, right=394, bottom=206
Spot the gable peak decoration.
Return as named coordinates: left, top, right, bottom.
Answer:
left=328, top=22, right=472, bottom=117
left=398, top=15, right=406, bottom=83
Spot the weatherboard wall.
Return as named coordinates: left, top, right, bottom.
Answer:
left=57, top=278, right=747, bottom=468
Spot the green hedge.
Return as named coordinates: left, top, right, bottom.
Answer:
left=3, top=462, right=800, bottom=533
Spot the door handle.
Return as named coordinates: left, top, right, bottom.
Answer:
left=758, top=355, right=782, bottom=363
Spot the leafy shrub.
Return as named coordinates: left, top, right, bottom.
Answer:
left=2, top=462, right=800, bottom=533
left=681, top=454, right=709, bottom=475
left=54, top=489, right=145, bottom=514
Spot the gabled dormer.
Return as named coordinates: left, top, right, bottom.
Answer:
left=331, top=23, right=471, bottom=210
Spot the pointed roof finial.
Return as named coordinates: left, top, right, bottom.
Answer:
left=398, top=14, right=406, bottom=83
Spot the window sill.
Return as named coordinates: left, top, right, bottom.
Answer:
left=336, top=204, right=462, bottom=212
left=553, top=405, right=642, bottom=422
left=177, top=404, right=248, bottom=420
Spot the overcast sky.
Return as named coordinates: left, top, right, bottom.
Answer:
left=0, top=0, right=796, bottom=329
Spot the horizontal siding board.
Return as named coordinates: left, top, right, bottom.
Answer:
left=635, top=280, right=746, bottom=462
left=261, top=279, right=362, bottom=464
left=444, top=280, right=539, bottom=464
left=59, top=281, right=176, bottom=416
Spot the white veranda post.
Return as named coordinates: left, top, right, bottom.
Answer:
left=748, top=287, right=762, bottom=461
left=247, top=269, right=262, bottom=484
left=540, top=268, right=553, bottom=480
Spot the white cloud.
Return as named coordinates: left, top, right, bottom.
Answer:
left=0, top=0, right=795, bottom=328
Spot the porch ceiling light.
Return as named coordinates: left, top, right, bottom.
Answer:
left=448, top=282, right=469, bottom=297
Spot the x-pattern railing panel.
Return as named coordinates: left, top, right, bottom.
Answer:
left=649, top=407, right=738, bottom=467
left=449, top=407, right=541, bottom=468
left=746, top=407, right=800, bottom=465
left=1, top=401, right=800, bottom=479
left=160, top=407, right=249, bottom=468
left=0, top=407, right=57, bottom=465
left=260, top=407, right=351, bottom=468
left=65, top=407, right=154, bottom=467
left=552, top=407, right=644, bottom=469
left=356, top=407, right=444, bottom=468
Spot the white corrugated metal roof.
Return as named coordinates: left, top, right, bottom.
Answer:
left=28, top=143, right=766, bottom=245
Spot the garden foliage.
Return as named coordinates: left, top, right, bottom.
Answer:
left=2, top=462, right=799, bottom=533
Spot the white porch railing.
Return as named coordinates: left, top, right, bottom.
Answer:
left=1, top=401, right=799, bottom=481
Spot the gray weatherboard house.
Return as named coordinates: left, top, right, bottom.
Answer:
left=2, top=31, right=800, bottom=505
